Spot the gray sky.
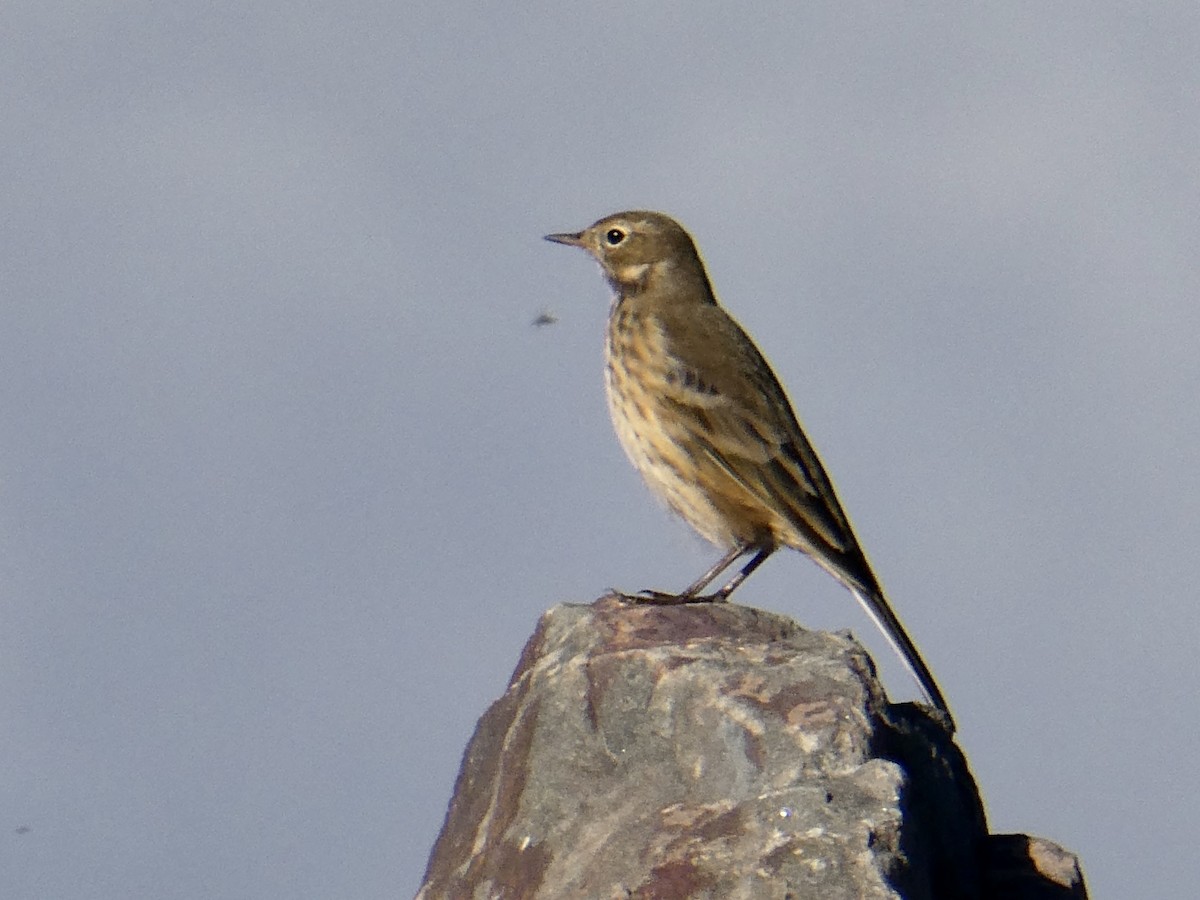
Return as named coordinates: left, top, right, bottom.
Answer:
left=2, top=3, right=1196, bottom=897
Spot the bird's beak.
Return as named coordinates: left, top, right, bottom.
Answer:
left=544, top=231, right=584, bottom=247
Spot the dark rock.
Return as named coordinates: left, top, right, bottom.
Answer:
left=982, top=834, right=1089, bottom=899
left=418, top=597, right=1086, bottom=899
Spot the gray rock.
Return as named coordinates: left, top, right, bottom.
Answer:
left=417, top=597, right=1086, bottom=899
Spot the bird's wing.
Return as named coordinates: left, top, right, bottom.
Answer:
left=656, top=307, right=859, bottom=558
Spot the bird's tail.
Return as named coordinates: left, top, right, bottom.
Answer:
left=848, top=585, right=955, bottom=732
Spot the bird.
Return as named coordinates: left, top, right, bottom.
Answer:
left=545, top=210, right=954, bottom=731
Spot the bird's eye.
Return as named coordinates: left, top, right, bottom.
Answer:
left=605, top=228, right=626, bottom=246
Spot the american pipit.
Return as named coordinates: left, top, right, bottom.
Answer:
left=546, top=211, right=954, bottom=730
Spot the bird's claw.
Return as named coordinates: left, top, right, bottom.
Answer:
left=612, top=589, right=729, bottom=606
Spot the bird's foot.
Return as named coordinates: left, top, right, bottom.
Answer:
left=611, top=589, right=730, bottom=606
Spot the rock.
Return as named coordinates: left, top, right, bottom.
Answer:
left=417, top=597, right=1086, bottom=899
left=983, top=834, right=1089, bottom=899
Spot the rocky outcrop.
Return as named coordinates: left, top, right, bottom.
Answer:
left=418, top=597, right=1086, bottom=899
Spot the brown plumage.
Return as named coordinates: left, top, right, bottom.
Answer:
left=546, top=210, right=953, bottom=730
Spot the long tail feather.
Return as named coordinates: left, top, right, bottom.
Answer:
left=848, top=586, right=955, bottom=732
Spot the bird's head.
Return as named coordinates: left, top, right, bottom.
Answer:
left=545, top=211, right=708, bottom=296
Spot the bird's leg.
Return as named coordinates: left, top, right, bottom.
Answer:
left=619, top=543, right=768, bottom=605
left=709, top=545, right=774, bottom=600
left=616, top=543, right=746, bottom=605
left=675, top=543, right=752, bottom=598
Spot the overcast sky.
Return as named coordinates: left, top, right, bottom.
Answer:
left=2, top=3, right=1197, bottom=897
